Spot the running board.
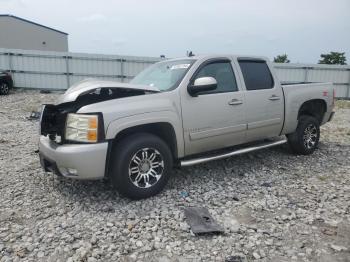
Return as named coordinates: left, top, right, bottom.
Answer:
left=180, top=138, right=287, bottom=167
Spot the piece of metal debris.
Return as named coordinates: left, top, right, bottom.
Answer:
left=184, top=207, right=224, bottom=234
left=27, top=111, right=41, bottom=120
left=40, top=90, right=52, bottom=94
left=225, top=255, right=245, bottom=262
left=180, top=190, right=189, bottom=198
left=330, top=244, right=348, bottom=252
left=261, top=182, right=272, bottom=187
left=232, top=195, right=240, bottom=201
left=321, top=227, right=337, bottom=236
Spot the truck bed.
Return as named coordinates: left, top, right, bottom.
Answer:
left=280, top=82, right=334, bottom=135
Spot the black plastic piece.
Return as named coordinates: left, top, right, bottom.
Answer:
left=184, top=207, right=224, bottom=234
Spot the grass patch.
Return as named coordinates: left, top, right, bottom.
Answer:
left=336, top=100, right=350, bottom=109
left=318, top=175, right=328, bottom=181
left=23, top=101, right=43, bottom=112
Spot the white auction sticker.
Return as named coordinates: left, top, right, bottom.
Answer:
left=170, top=64, right=191, bottom=70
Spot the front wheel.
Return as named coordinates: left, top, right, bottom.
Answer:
left=110, top=133, right=173, bottom=199
left=287, top=115, right=320, bottom=155
left=0, top=82, right=10, bottom=95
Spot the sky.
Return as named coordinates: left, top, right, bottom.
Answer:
left=1, top=0, right=349, bottom=63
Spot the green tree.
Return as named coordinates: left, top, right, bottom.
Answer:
left=273, top=54, right=290, bottom=63
left=318, top=52, right=347, bottom=65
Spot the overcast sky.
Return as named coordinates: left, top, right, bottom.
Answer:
left=1, top=0, right=349, bottom=63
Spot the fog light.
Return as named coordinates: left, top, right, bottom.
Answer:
left=58, top=167, right=78, bottom=176
left=67, top=168, right=78, bottom=175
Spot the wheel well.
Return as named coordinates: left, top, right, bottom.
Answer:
left=0, top=79, right=9, bottom=85
left=0, top=78, right=12, bottom=87
left=298, top=99, right=327, bottom=124
left=112, top=122, right=178, bottom=159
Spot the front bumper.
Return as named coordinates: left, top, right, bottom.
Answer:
left=39, top=136, right=108, bottom=180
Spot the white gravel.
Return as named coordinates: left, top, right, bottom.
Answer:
left=1, top=90, right=349, bottom=262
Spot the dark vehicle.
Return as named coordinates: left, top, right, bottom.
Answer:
left=0, top=71, right=14, bottom=95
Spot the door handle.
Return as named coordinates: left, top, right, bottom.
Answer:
left=228, top=99, right=243, bottom=105
left=269, top=95, right=280, bottom=101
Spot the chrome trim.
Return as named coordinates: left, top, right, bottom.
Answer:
left=269, top=95, right=281, bottom=101
left=128, top=147, right=164, bottom=188
left=303, top=124, right=317, bottom=149
left=181, top=138, right=287, bottom=167
left=228, top=99, right=243, bottom=105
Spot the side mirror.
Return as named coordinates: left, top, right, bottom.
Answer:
left=188, top=77, right=217, bottom=96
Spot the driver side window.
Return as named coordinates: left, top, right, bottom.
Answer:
left=194, top=61, right=238, bottom=94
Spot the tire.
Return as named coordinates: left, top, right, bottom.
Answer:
left=0, top=82, right=10, bottom=95
left=110, top=133, right=173, bottom=199
left=287, top=115, right=320, bottom=155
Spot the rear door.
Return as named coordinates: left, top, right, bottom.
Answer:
left=237, top=59, right=284, bottom=142
left=181, top=58, right=247, bottom=155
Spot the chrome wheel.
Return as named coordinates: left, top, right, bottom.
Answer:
left=0, top=83, right=9, bottom=94
left=303, top=124, right=318, bottom=149
left=128, top=148, right=164, bottom=188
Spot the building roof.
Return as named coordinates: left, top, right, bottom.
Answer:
left=0, top=14, right=68, bottom=35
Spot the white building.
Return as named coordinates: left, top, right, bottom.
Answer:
left=0, top=14, right=68, bottom=52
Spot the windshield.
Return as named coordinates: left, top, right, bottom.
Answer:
left=130, top=59, right=195, bottom=91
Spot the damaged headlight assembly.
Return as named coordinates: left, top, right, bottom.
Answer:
left=65, top=113, right=102, bottom=143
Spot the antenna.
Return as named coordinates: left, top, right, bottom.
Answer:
left=187, top=51, right=195, bottom=57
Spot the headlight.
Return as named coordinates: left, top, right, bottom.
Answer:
left=65, top=113, right=99, bottom=143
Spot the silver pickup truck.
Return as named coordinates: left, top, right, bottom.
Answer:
left=39, top=55, right=335, bottom=199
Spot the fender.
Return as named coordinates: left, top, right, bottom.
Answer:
left=106, top=110, right=185, bottom=158
left=281, top=82, right=332, bottom=135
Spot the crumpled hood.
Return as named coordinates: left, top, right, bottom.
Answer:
left=56, top=79, right=160, bottom=104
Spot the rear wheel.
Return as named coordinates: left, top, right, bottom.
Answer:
left=0, top=82, right=10, bottom=95
left=110, top=133, right=173, bottom=199
left=287, top=115, right=320, bottom=155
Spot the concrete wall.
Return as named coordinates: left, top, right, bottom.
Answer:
left=0, top=16, right=68, bottom=52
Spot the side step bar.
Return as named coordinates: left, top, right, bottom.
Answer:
left=180, top=138, right=287, bottom=167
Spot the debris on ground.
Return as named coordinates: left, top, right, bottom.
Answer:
left=184, top=207, right=224, bottom=234
left=330, top=244, right=348, bottom=252
left=40, top=90, right=52, bottom=94
left=225, top=255, right=245, bottom=262
left=27, top=111, right=41, bottom=120
left=180, top=190, right=189, bottom=198
left=261, top=182, right=272, bottom=187
left=232, top=195, right=240, bottom=201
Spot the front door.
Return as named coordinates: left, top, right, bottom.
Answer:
left=181, top=58, right=247, bottom=156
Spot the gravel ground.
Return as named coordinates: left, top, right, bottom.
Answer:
left=0, top=90, right=349, bottom=262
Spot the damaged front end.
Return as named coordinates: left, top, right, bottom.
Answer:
left=40, top=81, right=159, bottom=143
left=40, top=103, right=68, bottom=142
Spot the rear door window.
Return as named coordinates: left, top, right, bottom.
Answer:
left=238, top=60, right=274, bottom=90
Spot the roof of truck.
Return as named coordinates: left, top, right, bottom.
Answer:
left=165, top=54, right=269, bottom=62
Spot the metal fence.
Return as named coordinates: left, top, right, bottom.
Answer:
left=1, top=48, right=349, bottom=98
left=0, top=48, right=161, bottom=90
left=274, top=63, right=350, bottom=98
